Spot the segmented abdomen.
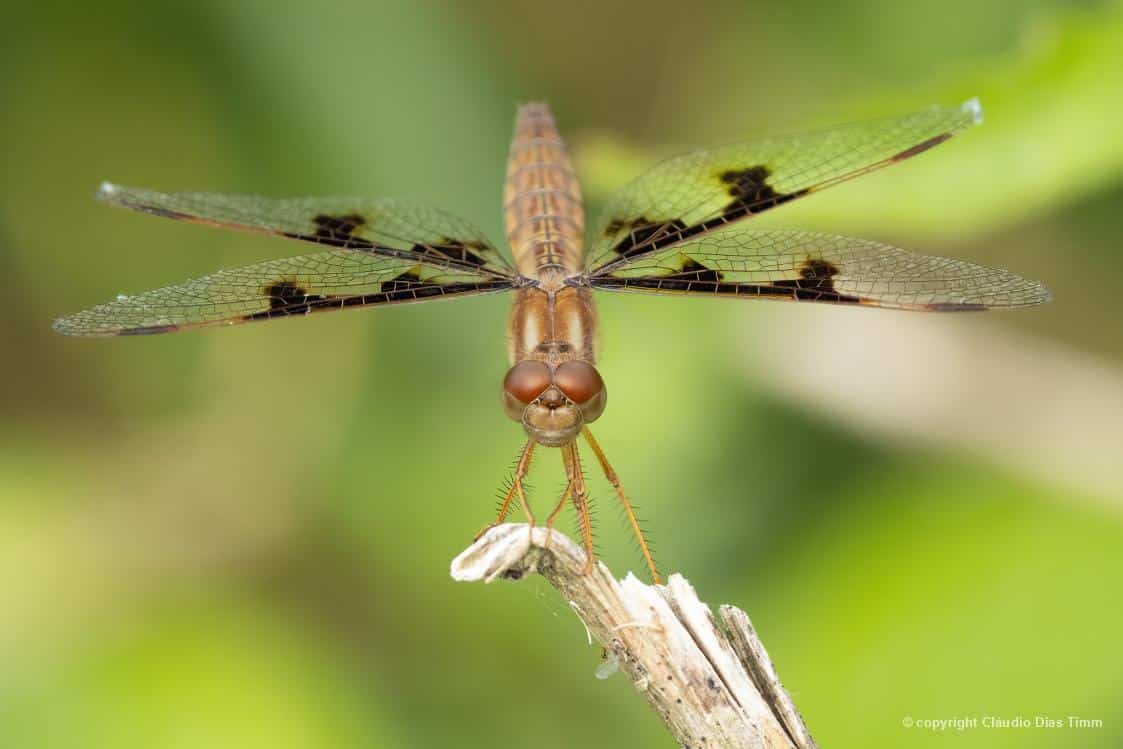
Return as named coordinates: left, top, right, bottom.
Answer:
left=504, top=103, right=585, bottom=280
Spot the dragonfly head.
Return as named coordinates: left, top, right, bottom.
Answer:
left=503, top=360, right=607, bottom=447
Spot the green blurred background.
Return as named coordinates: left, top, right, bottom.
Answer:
left=3, top=1, right=1122, bottom=747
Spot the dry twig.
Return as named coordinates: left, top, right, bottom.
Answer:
left=451, top=524, right=818, bottom=749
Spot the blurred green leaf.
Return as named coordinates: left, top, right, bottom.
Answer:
left=576, top=4, right=1123, bottom=241
left=3, top=1, right=1121, bottom=747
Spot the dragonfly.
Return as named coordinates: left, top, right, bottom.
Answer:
left=54, top=98, right=1050, bottom=583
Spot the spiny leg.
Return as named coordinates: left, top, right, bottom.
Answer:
left=582, top=426, right=662, bottom=584
left=478, top=438, right=536, bottom=539
left=563, top=442, right=596, bottom=574
left=512, top=439, right=537, bottom=527
left=544, top=480, right=574, bottom=549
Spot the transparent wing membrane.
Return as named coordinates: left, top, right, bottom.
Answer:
left=53, top=250, right=512, bottom=336
left=586, top=100, right=982, bottom=274
left=58, top=100, right=1048, bottom=336
left=96, top=183, right=515, bottom=277
left=588, top=229, right=1050, bottom=310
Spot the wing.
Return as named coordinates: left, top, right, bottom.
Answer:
left=586, top=99, right=983, bottom=274
left=95, top=183, right=515, bottom=277
left=587, top=229, right=1050, bottom=310
left=53, top=250, right=513, bottom=336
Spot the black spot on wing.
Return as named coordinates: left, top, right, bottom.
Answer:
left=593, top=256, right=860, bottom=303
left=770, top=257, right=842, bottom=293
left=604, top=218, right=626, bottom=236
left=608, top=216, right=700, bottom=257
left=313, top=213, right=365, bottom=238
left=243, top=273, right=512, bottom=321
left=264, top=280, right=326, bottom=310
left=378, top=274, right=512, bottom=301
left=604, top=165, right=808, bottom=260
left=713, top=165, right=808, bottom=223
left=378, top=269, right=432, bottom=300
left=799, top=257, right=841, bottom=281
left=244, top=292, right=374, bottom=320
left=282, top=213, right=376, bottom=249
left=374, top=270, right=512, bottom=301
left=719, top=165, right=775, bottom=201
left=411, top=237, right=491, bottom=267
left=593, top=275, right=862, bottom=302
left=761, top=256, right=859, bottom=301
left=286, top=222, right=494, bottom=269
left=664, top=257, right=723, bottom=283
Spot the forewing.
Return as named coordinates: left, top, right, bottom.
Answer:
left=586, top=100, right=982, bottom=273
left=53, top=250, right=512, bottom=336
left=96, top=183, right=514, bottom=277
left=588, top=229, right=1050, bottom=310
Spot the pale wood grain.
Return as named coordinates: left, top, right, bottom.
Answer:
left=451, top=524, right=818, bottom=749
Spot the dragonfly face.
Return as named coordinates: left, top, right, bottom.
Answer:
left=503, top=359, right=606, bottom=446
left=54, top=96, right=1050, bottom=583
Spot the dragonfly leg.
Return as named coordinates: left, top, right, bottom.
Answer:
left=582, top=427, right=661, bottom=584
left=563, top=442, right=596, bottom=574
left=544, top=479, right=574, bottom=550
left=478, top=438, right=536, bottom=540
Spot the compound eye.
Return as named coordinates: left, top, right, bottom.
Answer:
left=554, top=361, right=604, bottom=406
left=503, top=360, right=552, bottom=404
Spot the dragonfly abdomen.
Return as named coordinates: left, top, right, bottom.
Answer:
left=504, top=103, right=585, bottom=281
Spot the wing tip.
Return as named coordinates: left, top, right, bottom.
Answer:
left=52, top=313, right=181, bottom=337
left=960, top=96, right=984, bottom=125
left=51, top=315, right=105, bottom=337
left=1005, top=277, right=1052, bottom=308
left=929, top=280, right=1052, bottom=311
left=96, top=181, right=121, bottom=201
